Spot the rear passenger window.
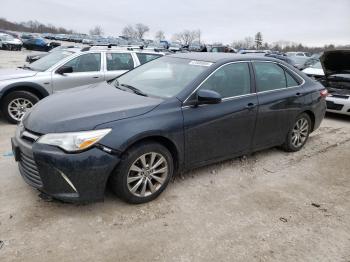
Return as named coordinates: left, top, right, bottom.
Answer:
left=253, top=62, right=286, bottom=92
left=199, top=62, right=251, bottom=98
left=136, top=53, right=162, bottom=65
left=285, top=71, right=299, bottom=87
left=106, top=53, right=134, bottom=71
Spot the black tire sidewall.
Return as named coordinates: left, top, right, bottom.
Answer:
left=1, top=91, right=39, bottom=124
left=110, top=142, right=174, bottom=204
left=285, top=113, right=311, bottom=152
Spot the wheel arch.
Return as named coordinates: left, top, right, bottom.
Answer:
left=302, top=110, right=315, bottom=131
left=119, top=135, right=181, bottom=174
left=0, top=82, right=50, bottom=105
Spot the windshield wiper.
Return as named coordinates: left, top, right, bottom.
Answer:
left=120, top=83, right=148, bottom=97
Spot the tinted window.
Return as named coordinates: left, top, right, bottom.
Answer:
left=107, top=53, right=134, bottom=70
left=136, top=53, right=162, bottom=65
left=285, top=71, right=299, bottom=87
left=200, top=63, right=251, bottom=98
left=64, top=53, right=101, bottom=72
left=253, top=62, right=287, bottom=92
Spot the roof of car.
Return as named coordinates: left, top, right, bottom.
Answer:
left=168, top=52, right=278, bottom=63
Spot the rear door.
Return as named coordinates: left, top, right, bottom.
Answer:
left=51, top=53, right=103, bottom=92
left=252, top=61, right=305, bottom=150
left=104, top=52, right=135, bottom=81
left=183, top=62, right=258, bottom=167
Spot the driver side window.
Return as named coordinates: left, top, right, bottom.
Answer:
left=63, top=53, right=101, bottom=73
left=199, top=62, right=251, bottom=98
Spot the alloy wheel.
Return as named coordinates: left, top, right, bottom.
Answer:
left=8, top=98, right=33, bottom=121
left=127, top=152, right=169, bottom=197
left=291, top=118, right=309, bottom=148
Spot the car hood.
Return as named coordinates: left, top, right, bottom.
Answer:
left=0, top=68, right=37, bottom=81
left=320, top=50, right=350, bottom=77
left=23, top=82, right=163, bottom=134
left=302, top=67, right=324, bottom=76
left=3, top=39, right=22, bottom=45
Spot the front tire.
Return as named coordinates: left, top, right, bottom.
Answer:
left=110, top=142, right=174, bottom=204
left=1, top=91, right=39, bottom=124
left=282, top=113, right=311, bottom=152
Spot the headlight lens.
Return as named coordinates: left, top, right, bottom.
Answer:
left=37, top=129, right=111, bottom=152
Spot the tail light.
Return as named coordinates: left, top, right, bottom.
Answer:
left=320, top=89, right=328, bottom=98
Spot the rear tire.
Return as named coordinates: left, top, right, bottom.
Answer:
left=1, top=91, right=39, bottom=124
left=282, top=113, right=311, bottom=152
left=110, top=142, right=173, bottom=204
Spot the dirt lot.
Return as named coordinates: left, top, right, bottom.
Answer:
left=0, top=49, right=350, bottom=262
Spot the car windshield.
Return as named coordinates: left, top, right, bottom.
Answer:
left=29, top=50, right=74, bottom=71
left=114, top=56, right=211, bottom=98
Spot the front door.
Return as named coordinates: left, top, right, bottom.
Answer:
left=183, top=62, right=258, bottom=167
left=51, top=53, right=103, bottom=92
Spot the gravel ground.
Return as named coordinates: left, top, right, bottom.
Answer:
left=0, top=49, right=349, bottom=262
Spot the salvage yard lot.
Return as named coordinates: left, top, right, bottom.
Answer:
left=0, top=49, right=350, bottom=261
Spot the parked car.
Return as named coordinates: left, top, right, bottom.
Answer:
left=319, top=50, right=350, bottom=116
left=302, top=61, right=324, bottom=80
left=265, top=53, right=297, bottom=67
left=0, top=47, right=165, bottom=123
left=188, top=42, right=207, bottom=52
left=26, top=45, right=80, bottom=63
left=286, top=52, right=312, bottom=58
left=0, top=33, right=23, bottom=50
left=23, top=37, right=61, bottom=51
left=210, top=46, right=235, bottom=53
left=11, top=53, right=327, bottom=204
left=168, top=42, right=183, bottom=52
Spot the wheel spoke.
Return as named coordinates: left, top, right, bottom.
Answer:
left=152, top=157, right=165, bottom=169
left=147, top=178, right=156, bottom=193
left=130, top=164, right=142, bottom=172
left=153, top=166, right=167, bottom=174
left=140, top=179, right=147, bottom=196
left=151, top=174, right=165, bottom=184
left=140, top=154, right=147, bottom=168
left=130, top=178, right=143, bottom=193
left=150, top=153, right=156, bottom=167
left=127, top=175, right=142, bottom=184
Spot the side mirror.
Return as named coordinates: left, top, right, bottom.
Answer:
left=56, top=66, right=73, bottom=75
left=196, top=89, right=222, bottom=105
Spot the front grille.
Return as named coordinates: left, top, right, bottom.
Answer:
left=19, top=152, right=42, bottom=188
left=326, top=101, right=344, bottom=111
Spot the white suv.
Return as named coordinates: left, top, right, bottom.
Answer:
left=0, top=46, right=164, bottom=123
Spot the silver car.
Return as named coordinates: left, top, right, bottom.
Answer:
left=0, top=47, right=164, bottom=123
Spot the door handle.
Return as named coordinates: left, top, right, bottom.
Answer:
left=295, top=92, right=302, bottom=96
left=92, top=76, right=100, bottom=79
left=246, top=103, right=256, bottom=109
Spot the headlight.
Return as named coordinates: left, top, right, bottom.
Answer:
left=37, top=129, right=111, bottom=152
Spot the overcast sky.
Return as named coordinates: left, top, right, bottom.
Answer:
left=2, top=0, right=350, bottom=46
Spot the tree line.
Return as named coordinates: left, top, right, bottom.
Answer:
left=1, top=18, right=346, bottom=52
left=0, top=18, right=74, bottom=34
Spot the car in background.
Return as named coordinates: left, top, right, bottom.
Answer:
left=26, top=45, right=81, bottom=63
left=286, top=52, right=312, bottom=58
left=188, top=42, right=207, bottom=52
left=265, top=53, right=297, bottom=67
left=0, top=47, right=164, bottom=123
left=23, top=37, right=61, bottom=51
left=302, top=61, right=324, bottom=80
left=319, top=50, right=350, bottom=116
left=11, top=53, right=327, bottom=204
left=209, top=45, right=235, bottom=53
left=168, top=42, right=183, bottom=52
left=0, top=33, right=23, bottom=51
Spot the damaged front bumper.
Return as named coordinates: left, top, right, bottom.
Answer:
left=11, top=126, right=120, bottom=203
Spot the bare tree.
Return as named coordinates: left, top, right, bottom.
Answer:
left=89, top=25, right=104, bottom=36
left=155, top=30, right=165, bottom=41
left=255, top=32, right=263, bottom=49
left=172, top=30, right=199, bottom=45
left=122, top=25, right=136, bottom=39
left=135, top=23, right=150, bottom=39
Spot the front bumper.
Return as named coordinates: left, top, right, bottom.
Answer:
left=326, top=96, right=350, bottom=116
left=12, top=127, right=120, bottom=203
